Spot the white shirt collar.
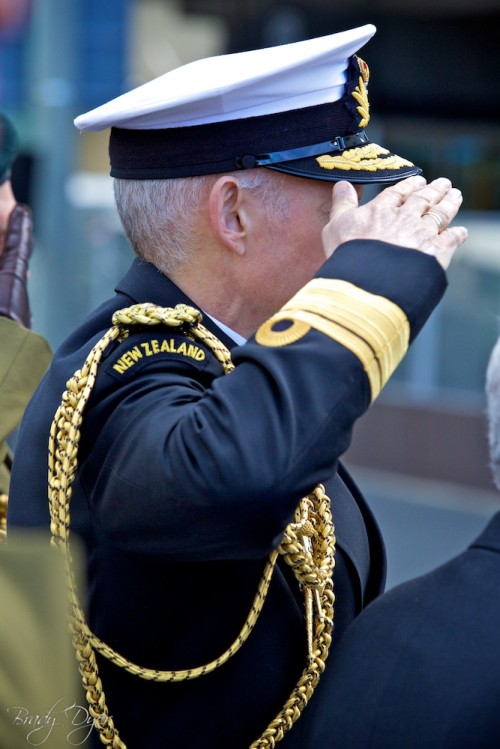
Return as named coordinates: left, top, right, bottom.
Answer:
left=204, top=313, right=247, bottom=346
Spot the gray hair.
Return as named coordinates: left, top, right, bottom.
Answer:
left=113, top=169, right=290, bottom=276
left=486, top=336, right=500, bottom=489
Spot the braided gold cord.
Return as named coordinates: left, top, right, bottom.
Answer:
left=251, top=486, right=335, bottom=748
left=47, top=303, right=336, bottom=748
left=0, top=493, right=7, bottom=542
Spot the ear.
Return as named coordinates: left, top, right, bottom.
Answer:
left=208, top=176, right=249, bottom=256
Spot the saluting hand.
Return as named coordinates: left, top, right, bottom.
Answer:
left=0, top=180, right=16, bottom=255
left=322, top=175, right=468, bottom=269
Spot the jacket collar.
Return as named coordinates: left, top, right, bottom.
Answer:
left=470, top=510, right=500, bottom=553
left=115, top=258, right=237, bottom=351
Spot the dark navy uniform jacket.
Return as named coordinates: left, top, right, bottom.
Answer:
left=307, top=511, right=500, bottom=749
left=8, top=239, right=446, bottom=748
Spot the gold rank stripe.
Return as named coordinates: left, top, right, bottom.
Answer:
left=260, top=307, right=384, bottom=397
left=284, top=281, right=408, bottom=386
left=256, top=278, right=410, bottom=401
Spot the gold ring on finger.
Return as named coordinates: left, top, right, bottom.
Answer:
left=424, top=210, right=444, bottom=233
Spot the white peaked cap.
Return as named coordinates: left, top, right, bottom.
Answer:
left=75, top=25, right=376, bottom=132
left=74, top=24, right=421, bottom=185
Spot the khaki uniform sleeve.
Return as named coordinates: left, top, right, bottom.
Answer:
left=0, top=534, right=84, bottom=748
left=0, top=317, right=52, bottom=493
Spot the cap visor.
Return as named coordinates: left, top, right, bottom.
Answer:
left=266, top=140, right=421, bottom=184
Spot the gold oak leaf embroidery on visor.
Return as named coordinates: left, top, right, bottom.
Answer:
left=255, top=278, right=410, bottom=402
left=317, top=143, right=415, bottom=173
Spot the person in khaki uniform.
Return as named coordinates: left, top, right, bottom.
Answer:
left=0, top=534, right=88, bottom=749
left=0, top=113, right=52, bottom=510
left=0, top=114, right=83, bottom=749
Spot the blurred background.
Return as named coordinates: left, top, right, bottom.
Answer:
left=2, top=0, right=500, bottom=587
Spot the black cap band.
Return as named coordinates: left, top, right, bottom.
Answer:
left=109, top=99, right=356, bottom=179
left=108, top=53, right=420, bottom=185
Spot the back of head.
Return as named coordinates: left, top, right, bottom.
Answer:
left=112, top=167, right=288, bottom=275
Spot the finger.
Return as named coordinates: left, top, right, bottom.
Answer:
left=375, top=175, right=427, bottom=207
left=401, top=177, right=454, bottom=222
left=400, top=177, right=455, bottom=217
left=422, top=210, right=445, bottom=233
left=423, top=225, right=468, bottom=270
left=329, top=180, right=359, bottom=220
left=421, top=188, right=464, bottom=234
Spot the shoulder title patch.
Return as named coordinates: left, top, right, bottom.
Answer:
left=106, top=332, right=208, bottom=379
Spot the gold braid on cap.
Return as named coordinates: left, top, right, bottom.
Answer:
left=315, top=56, right=415, bottom=174
left=352, top=56, right=370, bottom=129
left=48, top=302, right=335, bottom=749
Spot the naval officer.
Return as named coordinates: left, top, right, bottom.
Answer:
left=8, top=24, right=467, bottom=749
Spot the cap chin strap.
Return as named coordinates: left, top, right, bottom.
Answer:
left=237, top=131, right=369, bottom=169
left=48, top=302, right=336, bottom=749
